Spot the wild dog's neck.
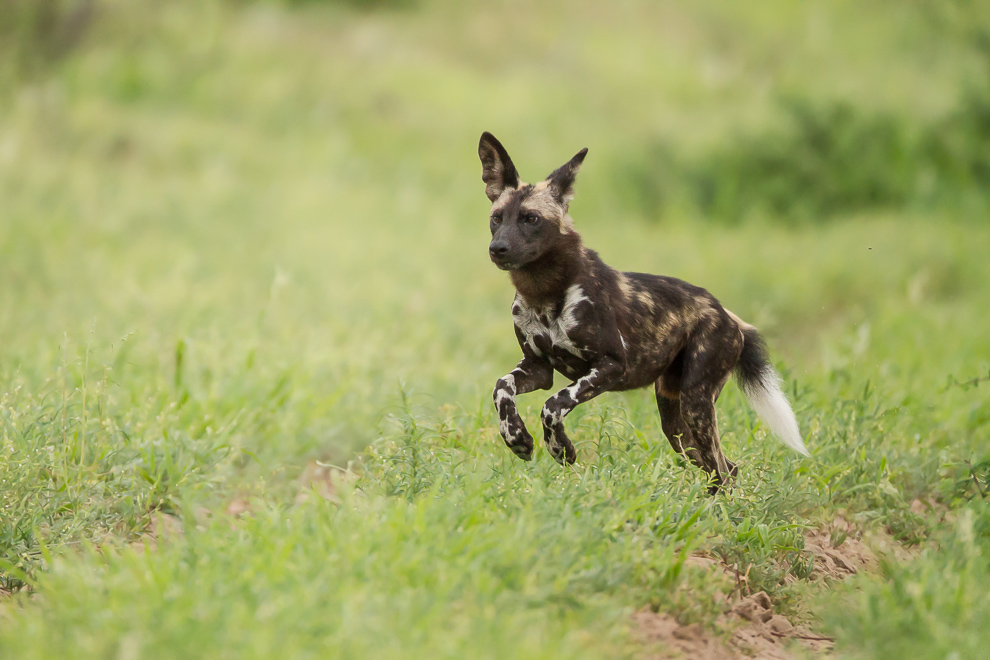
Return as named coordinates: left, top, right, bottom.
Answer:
left=510, top=232, right=587, bottom=308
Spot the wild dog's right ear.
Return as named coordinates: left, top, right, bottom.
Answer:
left=546, top=147, right=588, bottom=208
left=478, top=132, right=520, bottom=202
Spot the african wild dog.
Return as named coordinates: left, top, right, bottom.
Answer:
left=480, top=132, right=809, bottom=493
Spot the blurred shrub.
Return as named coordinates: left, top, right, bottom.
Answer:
left=0, top=0, right=93, bottom=78
left=0, top=0, right=410, bottom=83
left=689, top=99, right=923, bottom=223
left=923, top=76, right=990, bottom=196
left=625, top=85, right=990, bottom=225
left=619, top=1, right=990, bottom=225
left=607, top=142, right=682, bottom=220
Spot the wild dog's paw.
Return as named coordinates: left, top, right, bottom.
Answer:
left=507, top=420, right=535, bottom=460
left=544, top=426, right=577, bottom=466
left=705, top=464, right=737, bottom=496
left=545, top=442, right=576, bottom=466
left=506, top=430, right=534, bottom=461
left=499, top=416, right=534, bottom=461
left=510, top=443, right=534, bottom=461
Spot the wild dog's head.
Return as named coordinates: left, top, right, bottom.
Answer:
left=478, top=132, right=587, bottom=271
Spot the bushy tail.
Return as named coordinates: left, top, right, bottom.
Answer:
left=734, top=325, right=809, bottom=457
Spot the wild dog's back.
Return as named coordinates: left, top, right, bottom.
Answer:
left=608, top=270, right=732, bottom=392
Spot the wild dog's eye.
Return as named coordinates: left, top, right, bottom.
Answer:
left=491, top=213, right=502, bottom=224
left=523, top=214, right=539, bottom=224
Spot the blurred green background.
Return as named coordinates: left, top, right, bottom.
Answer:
left=1, top=1, right=989, bottom=658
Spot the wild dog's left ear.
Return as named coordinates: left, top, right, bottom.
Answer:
left=545, top=148, right=588, bottom=208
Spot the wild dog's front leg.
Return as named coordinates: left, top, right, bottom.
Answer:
left=540, top=357, right=623, bottom=465
left=493, top=358, right=554, bottom=460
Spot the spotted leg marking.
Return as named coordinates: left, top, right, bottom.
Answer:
left=656, top=390, right=704, bottom=467
left=679, top=390, right=734, bottom=494
left=493, top=358, right=553, bottom=461
left=540, top=357, right=623, bottom=465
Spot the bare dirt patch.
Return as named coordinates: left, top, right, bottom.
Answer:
left=804, top=515, right=916, bottom=582
left=295, top=460, right=356, bottom=505
left=631, top=518, right=916, bottom=658
left=632, top=589, right=831, bottom=660
left=804, top=521, right=876, bottom=581
left=129, top=512, right=184, bottom=553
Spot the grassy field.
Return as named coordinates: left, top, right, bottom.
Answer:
left=1, top=1, right=989, bottom=658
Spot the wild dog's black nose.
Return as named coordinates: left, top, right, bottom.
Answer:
left=489, top=241, right=510, bottom=259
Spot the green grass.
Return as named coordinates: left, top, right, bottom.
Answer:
left=1, top=1, right=989, bottom=658
left=824, top=501, right=990, bottom=659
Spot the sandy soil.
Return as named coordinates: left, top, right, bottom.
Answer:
left=630, top=516, right=912, bottom=659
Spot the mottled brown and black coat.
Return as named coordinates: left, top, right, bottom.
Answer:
left=480, top=132, right=808, bottom=492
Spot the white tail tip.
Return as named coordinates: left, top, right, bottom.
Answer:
left=742, top=368, right=809, bottom=457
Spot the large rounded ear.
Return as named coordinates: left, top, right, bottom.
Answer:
left=478, top=132, right=520, bottom=202
left=545, top=148, right=588, bottom=208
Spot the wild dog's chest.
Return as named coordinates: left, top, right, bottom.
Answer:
left=512, top=285, right=591, bottom=369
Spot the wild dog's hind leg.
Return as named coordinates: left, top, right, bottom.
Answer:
left=678, top=323, right=744, bottom=493
left=679, top=385, right=736, bottom=493
left=655, top=385, right=703, bottom=467
left=494, top=357, right=554, bottom=460
left=541, top=358, right=623, bottom=465
left=658, top=388, right=739, bottom=480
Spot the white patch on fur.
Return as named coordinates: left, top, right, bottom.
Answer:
left=742, top=367, right=809, bottom=457
left=541, top=406, right=561, bottom=427
left=494, top=373, right=516, bottom=405
left=565, top=368, right=598, bottom=402
left=512, top=303, right=545, bottom=356
left=725, top=309, right=756, bottom=331
left=558, top=214, right=575, bottom=234
left=512, top=286, right=590, bottom=358
left=490, top=186, right=517, bottom=212
left=558, top=285, right=588, bottom=332
left=496, top=373, right=528, bottom=445
left=512, top=301, right=545, bottom=356
left=542, top=368, right=599, bottom=429
left=519, top=195, right=560, bottom=219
